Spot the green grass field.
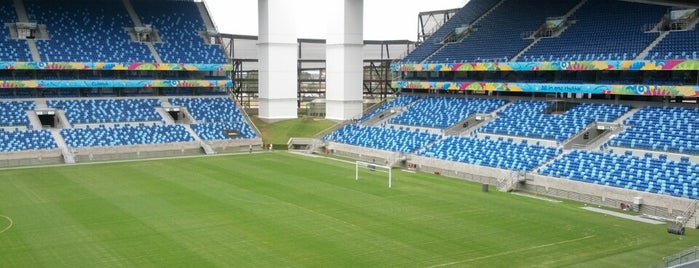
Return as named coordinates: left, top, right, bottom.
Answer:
left=0, top=152, right=696, bottom=267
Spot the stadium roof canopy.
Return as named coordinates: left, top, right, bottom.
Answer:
left=623, top=0, right=699, bottom=8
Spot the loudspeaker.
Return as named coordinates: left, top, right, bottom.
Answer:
left=482, top=183, right=489, bottom=192
left=667, top=224, right=685, bottom=235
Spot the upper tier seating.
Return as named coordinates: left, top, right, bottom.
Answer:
left=132, top=0, right=227, bottom=64
left=358, top=95, right=421, bottom=123
left=607, top=106, right=699, bottom=155
left=328, top=125, right=441, bottom=153
left=169, top=97, right=257, bottom=140
left=479, top=101, right=630, bottom=141
left=419, top=136, right=561, bottom=171
left=61, top=124, right=194, bottom=147
left=427, top=0, right=580, bottom=63
left=539, top=150, right=699, bottom=199
left=48, top=98, right=162, bottom=124
left=401, top=0, right=498, bottom=63
left=0, top=129, right=57, bottom=152
left=26, top=0, right=154, bottom=62
left=0, top=0, right=32, bottom=61
left=520, top=0, right=666, bottom=62
left=648, top=28, right=699, bottom=60
left=0, top=100, right=35, bottom=127
left=389, top=97, right=506, bottom=128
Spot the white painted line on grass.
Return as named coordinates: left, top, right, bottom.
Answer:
left=581, top=206, right=665, bottom=225
left=428, top=235, right=595, bottom=268
left=0, top=215, right=13, bottom=235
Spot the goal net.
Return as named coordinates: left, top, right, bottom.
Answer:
left=355, top=161, right=393, bottom=188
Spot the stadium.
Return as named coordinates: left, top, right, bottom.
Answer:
left=1, top=0, right=699, bottom=266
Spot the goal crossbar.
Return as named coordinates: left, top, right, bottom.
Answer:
left=355, top=161, right=393, bottom=188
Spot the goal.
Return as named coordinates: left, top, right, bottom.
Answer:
left=355, top=161, right=393, bottom=188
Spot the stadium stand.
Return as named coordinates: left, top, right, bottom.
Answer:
left=0, top=100, right=35, bottom=127
left=389, top=97, right=506, bottom=128
left=520, top=0, right=666, bottom=62
left=0, top=129, right=57, bottom=152
left=169, top=97, right=257, bottom=140
left=539, top=150, right=699, bottom=199
left=401, top=0, right=498, bottom=63
left=607, top=106, right=699, bottom=155
left=327, top=125, right=441, bottom=153
left=61, top=124, right=193, bottom=147
left=132, top=0, right=227, bottom=64
left=427, top=0, right=580, bottom=63
left=649, top=27, right=699, bottom=60
left=0, top=0, right=32, bottom=61
left=418, top=136, right=561, bottom=171
left=358, top=95, right=421, bottom=123
left=48, top=98, right=162, bottom=124
left=479, top=101, right=631, bottom=141
left=26, top=0, right=154, bottom=62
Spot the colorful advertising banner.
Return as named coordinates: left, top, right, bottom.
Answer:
left=0, top=79, right=233, bottom=89
left=0, top=62, right=233, bottom=71
left=392, top=81, right=699, bottom=97
left=392, top=59, right=699, bottom=72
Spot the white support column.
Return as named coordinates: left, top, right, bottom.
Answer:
left=325, top=0, right=364, bottom=121
left=258, top=0, right=298, bottom=121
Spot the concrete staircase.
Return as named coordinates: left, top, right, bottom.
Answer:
left=122, top=0, right=144, bottom=27
left=181, top=124, right=216, bottom=155
left=13, top=0, right=41, bottom=62
left=421, top=0, right=506, bottom=63
left=636, top=31, right=670, bottom=60
left=195, top=1, right=216, bottom=31
left=122, top=0, right=162, bottom=63
left=50, top=129, right=75, bottom=164
left=155, top=108, right=175, bottom=124
left=25, top=111, right=43, bottom=130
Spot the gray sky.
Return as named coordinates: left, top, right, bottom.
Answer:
left=204, top=0, right=466, bottom=41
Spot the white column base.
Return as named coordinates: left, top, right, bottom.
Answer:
left=325, top=99, right=363, bottom=121
left=258, top=98, right=298, bottom=122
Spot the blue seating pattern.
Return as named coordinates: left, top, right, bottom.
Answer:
left=607, top=106, right=699, bottom=154
left=358, top=95, right=421, bottom=123
left=329, top=125, right=441, bottom=153
left=133, top=0, right=227, bottom=64
left=170, top=97, right=257, bottom=140
left=419, top=136, right=561, bottom=171
left=389, top=97, right=506, bottom=128
left=48, top=99, right=162, bottom=124
left=539, top=150, right=699, bottom=199
left=26, top=0, right=154, bottom=62
left=428, top=0, right=579, bottom=63
left=480, top=101, right=630, bottom=141
left=191, top=122, right=256, bottom=140
left=0, top=129, right=56, bottom=152
left=648, top=28, right=699, bottom=60
left=401, top=0, right=498, bottom=63
left=0, top=101, right=35, bottom=127
left=521, top=0, right=665, bottom=62
left=0, top=0, right=32, bottom=61
left=61, top=124, right=194, bottom=148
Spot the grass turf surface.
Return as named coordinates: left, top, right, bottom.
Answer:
left=0, top=152, right=697, bottom=267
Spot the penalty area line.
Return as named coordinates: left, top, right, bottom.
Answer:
left=0, top=215, right=13, bottom=235
left=428, top=235, right=595, bottom=268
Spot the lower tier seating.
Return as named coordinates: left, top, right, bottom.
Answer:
left=418, top=136, right=561, bottom=171
left=539, top=150, right=699, bottom=199
left=0, top=129, right=56, bottom=152
left=61, top=124, right=194, bottom=148
left=607, top=106, right=699, bottom=155
left=191, top=122, right=256, bottom=140
left=327, top=125, right=441, bottom=153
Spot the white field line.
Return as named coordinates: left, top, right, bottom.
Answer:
left=428, top=235, right=596, bottom=268
left=0, top=215, right=13, bottom=235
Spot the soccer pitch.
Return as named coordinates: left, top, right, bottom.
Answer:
left=0, top=152, right=697, bottom=267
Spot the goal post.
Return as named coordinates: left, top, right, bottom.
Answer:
left=355, top=161, right=393, bottom=188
